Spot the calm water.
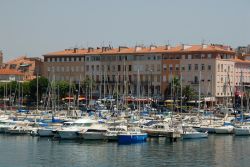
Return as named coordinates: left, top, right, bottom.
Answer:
left=0, top=134, right=250, bottom=167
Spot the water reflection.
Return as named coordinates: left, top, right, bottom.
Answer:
left=1, top=134, right=250, bottom=167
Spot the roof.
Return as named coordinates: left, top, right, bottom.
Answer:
left=233, top=58, right=250, bottom=64
left=0, top=69, right=24, bottom=75
left=44, top=44, right=235, bottom=57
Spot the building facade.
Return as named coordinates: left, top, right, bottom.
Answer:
left=0, top=69, right=24, bottom=81
left=3, top=56, right=43, bottom=80
left=43, top=44, right=250, bottom=104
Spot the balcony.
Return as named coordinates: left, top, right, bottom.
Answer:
left=190, top=81, right=199, bottom=85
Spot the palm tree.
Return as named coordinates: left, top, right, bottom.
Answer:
left=182, top=85, right=196, bottom=103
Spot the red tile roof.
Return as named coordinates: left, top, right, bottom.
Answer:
left=0, top=69, right=24, bottom=75
left=44, top=44, right=235, bottom=57
left=233, top=58, right=250, bottom=64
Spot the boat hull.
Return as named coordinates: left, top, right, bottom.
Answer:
left=215, top=126, right=234, bottom=134
left=234, top=127, right=250, bottom=136
left=82, top=132, right=105, bottom=140
left=38, top=129, right=54, bottom=137
left=118, top=133, right=148, bottom=144
left=57, top=130, right=79, bottom=139
left=182, top=132, right=208, bottom=139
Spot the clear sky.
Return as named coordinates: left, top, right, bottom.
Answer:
left=1, top=0, right=250, bottom=61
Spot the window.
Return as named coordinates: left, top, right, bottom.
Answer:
left=97, top=65, right=99, bottom=71
left=208, top=65, right=211, bottom=70
left=157, top=65, right=160, bottom=71
left=188, top=64, right=192, bottom=71
left=201, top=64, right=205, bottom=70
left=157, top=75, right=160, bottom=82
left=151, top=65, right=154, bottom=72
left=182, top=66, right=185, bottom=71
left=208, top=54, right=212, bottom=58
left=195, top=64, right=198, bottom=70
left=129, top=65, right=132, bottom=71
left=92, top=65, right=94, bottom=71
left=194, top=76, right=198, bottom=83
left=118, top=65, right=121, bottom=71
left=175, top=64, right=179, bottom=71
left=163, top=64, right=167, bottom=71
left=86, top=65, right=89, bottom=71
left=169, top=64, right=173, bottom=71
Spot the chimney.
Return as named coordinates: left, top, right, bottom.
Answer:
left=202, top=44, right=208, bottom=49
left=165, top=45, right=170, bottom=50
left=88, top=47, right=94, bottom=53
left=181, top=44, right=184, bottom=50
left=135, top=45, right=142, bottom=52
left=150, top=45, right=157, bottom=51
left=73, top=48, right=78, bottom=53
left=118, top=46, right=128, bottom=52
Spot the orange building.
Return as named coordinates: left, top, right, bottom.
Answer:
left=0, top=69, right=24, bottom=81
left=3, top=56, right=43, bottom=81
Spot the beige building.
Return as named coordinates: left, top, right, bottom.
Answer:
left=43, top=44, right=250, bottom=104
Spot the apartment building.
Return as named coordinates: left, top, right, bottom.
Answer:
left=43, top=44, right=250, bottom=103
left=43, top=46, right=162, bottom=97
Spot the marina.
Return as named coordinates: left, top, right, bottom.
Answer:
left=1, top=1, right=250, bottom=166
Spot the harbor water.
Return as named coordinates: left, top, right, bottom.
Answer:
left=1, top=134, right=250, bottom=167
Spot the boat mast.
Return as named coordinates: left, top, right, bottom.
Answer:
left=36, top=71, right=39, bottom=113
left=198, top=70, right=201, bottom=111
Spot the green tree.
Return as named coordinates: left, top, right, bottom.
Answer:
left=29, top=76, right=49, bottom=102
left=56, top=80, right=70, bottom=98
left=182, top=85, right=196, bottom=102
left=165, top=76, right=181, bottom=98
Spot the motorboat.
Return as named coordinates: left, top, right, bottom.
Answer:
left=234, top=125, right=250, bottom=136
left=104, top=125, right=127, bottom=141
left=182, top=127, right=208, bottom=139
left=57, top=118, right=97, bottom=139
left=141, top=122, right=173, bottom=137
left=118, top=128, right=148, bottom=144
left=214, top=122, right=234, bottom=134
left=78, top=124, right=108, bottom=140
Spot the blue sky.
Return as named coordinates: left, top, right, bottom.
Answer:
left=0, top=0, right=250, bottom=61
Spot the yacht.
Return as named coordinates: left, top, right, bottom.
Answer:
left=78, top=123, right=108, bottom=140
left=214, top=122, right=234, bottom=134
left=234, top=125, right=250, bottom=136
left=141, top=122, right=173, bottom=137
left=104, top=125, right=127, bottom=141
left=182, top=127, right=208, bottom=139
left=57, top=118, right=97, bottom=139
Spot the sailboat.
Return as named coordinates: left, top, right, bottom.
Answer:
left=234, top=71, right=250, bottom=136
left=182, top=71, right=208, bottom=139
left=118, top=69, right=148, bottom=144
